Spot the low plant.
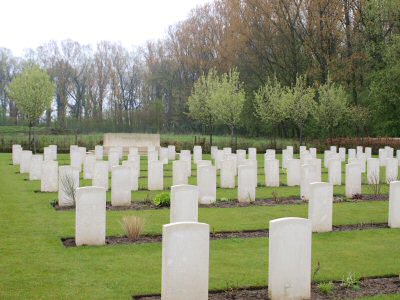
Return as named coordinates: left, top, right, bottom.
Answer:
left=143, top=192, right=152, bottom=204
left=341, top=272, right=360, bottom=290
left=317, top=281, right=334, bottom=295
left=121, top=216, right=145, bottom=240
left=271, top=189, right=280, bottom=203
left=49, top=199, right=58, bottom=207
left=60, top=173, right=77, bottom=205
left=367, top=172, right=382, bottom=199
left=218, top=197, right=230, bottom=202
left=153, top=192, right=170, bottom=207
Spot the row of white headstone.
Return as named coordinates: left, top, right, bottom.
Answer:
left=12, top=143, right=400, bottom=204
left=74, top=182, right=400, bottom=299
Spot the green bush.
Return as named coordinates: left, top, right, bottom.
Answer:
left=153, top=192, right=170, bottom=207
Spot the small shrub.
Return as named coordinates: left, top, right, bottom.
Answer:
left=341, top=272, right=360, bottom=290
left=121, top=216, right=145, bottom=240
left=49, top=199, right=58, bottom=207
left=153, top=192, right=170, bottom=207
left=218, top=197, right=230, bottom=202
left=60, top=173, right=77, bottom=205
left=271, top=190, right=280, bottom=203
left=318, top=281, right=334, bottom=295
left=351, top=193, right=363, bottom=200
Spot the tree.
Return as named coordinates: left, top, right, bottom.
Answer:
left=209, top=68, right=245, bottom=149
left=187, top=68, right=219, bottom=147
left=285, top=75, right=316, bottom=145
left=7, top=65, right=55, bottom=152
left=314, top=77, right=349, bottom=138
left=254, top=76, right=287, bottom=144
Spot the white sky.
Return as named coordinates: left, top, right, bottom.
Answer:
left=0, top=0, right=210, bottom=56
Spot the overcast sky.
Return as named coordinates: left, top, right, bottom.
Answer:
left=0, top=0, right=210, bottom=56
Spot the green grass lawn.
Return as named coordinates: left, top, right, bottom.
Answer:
left=1, top=153, right=399, bottom=299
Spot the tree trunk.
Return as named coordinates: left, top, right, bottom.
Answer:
left=299, top=126, right=303, bottom=145
left=28, top=122, right=32, bottom=151
left=33, top=126, right=36, bottom=154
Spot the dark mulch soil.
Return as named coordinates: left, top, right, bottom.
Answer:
left=134, top=276, right=400, bottom=299
left=53, top=195, right=388, bottom=211
left=62, top=223, right=388, bottom=248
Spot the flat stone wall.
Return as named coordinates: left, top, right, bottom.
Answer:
left=103, top=133, right=160, bottom=155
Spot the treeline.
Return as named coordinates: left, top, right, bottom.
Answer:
left=0, top=0, right=399, bottom=141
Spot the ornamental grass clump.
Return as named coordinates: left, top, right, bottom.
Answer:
left=121, top=216, right=145, bottom=241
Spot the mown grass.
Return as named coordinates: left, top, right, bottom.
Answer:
left=1, top=153, right=399, bottom=299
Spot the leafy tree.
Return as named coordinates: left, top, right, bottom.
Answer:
left=369, top=34, right=400, bottom=135
left=285, top=75, right=316, bottom=145
left=7, top=65, right=55, bottom=152
left=314, top=77, right=349, bottom=138
left=187, top=68, right=219, bottom=146
left=209, top=68, right=245, bottom=149
left=254, top=76, right=287, bottom=144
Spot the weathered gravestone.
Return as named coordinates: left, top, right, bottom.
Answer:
left=197, top=165, right=216, bottom=204
left=111, top=166, right=131, bottom=206
left=75, top=186, right=106, bottom=246
left=268, top=217, right=311, bottom=300
left=58, top=166, right=80, bottom=207
left=389, top=181, right=400, bottom=228
left=161, top=222, right=209, bottom=300
left=170, top=185, right=199, bottom=223
left=41, top=161, right=58, bottom=192
left=29, top=154, right=43, bottom=180
left=308, top=182, right=333, bottom=232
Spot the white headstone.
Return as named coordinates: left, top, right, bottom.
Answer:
left=122, top=160, right=139, bottom=191
left=287, top=159, right=301, bottom=186
left=41, top=161, right=58, bottom=192
left=338, top=147, right=346, bottom=162
left=95, top=145, right=103, bottom=160
left=268, top=217, right=311, bottom=300
left=265, top=159, right=279, bottom=187
left=265, top=149, right=276, bottom=160
left=348, top=149, right=356, bottom=160
left=346, top=163, right=361, bottom=198
left=215, top=150, right=224, bottom=170
left=29, top=154, right=43, bottom=180
left=238, top=165, right=256, bottom=202
left=220, top=159, right=236, bottom=188
left=58, top=166, right=80, bottom=207
left=299, top=145, right=307, bottom=153
left=12, top=144, right=22, bottom=165
left=49, top=144, right=57, bottom=160
left=248, top=147, right=257, bottom=160
left=223, top=147, right=232, bottom=156
left=367, top=158, right=380, bottom=185
left=379, top=148, right=387, bottom=166
left=328, top=158, right=341, bottom=185
left=167, top=145, right=176, bottom=160
left=111, top=166, right=131, bottom=206
left=308, top=182, right=333, bottom=232
left=148, top=160, right=164, bottom=190
left=162, top=222, right=209, bottom=300
left=43, top=147, right=53, bottom=161
left=75, top=186, right=106, bottom=246
left=83, top=154, right=96, bottom=179
left=386, top=158, right=398, bottom=183
left=330, top=146, right=337, bottom=153
left=309, top=148, right=317, bottom=158
left=180, top=150, right=192, bottom=176
left=356, top=146, right=363, bottom=155
left=170, top=185, right=198, bottom=223
left=236, top=149, right=246, bottom=165
left=197, top=165, right=216, bottom=204
left=300, top=164, right=318, bottom=200
left=93, top=161, right=109, bottom=190
left=78, top=146, right=86, bottom=162
left=389, top=181, right=400, bottom=228
left=71, top=149, right=83, bottom=172
left=193, top=146, right=202, bottom=163
left=210, top=146, right=218, bottom=160
left=172, top=160, right=189, bottom=186
left=108, top=150, right=120, bottom=171
left=20, top=150, right=32, bottom=174
left=159, top=147, right=169, bottom=164
left=365, top=147, right=372, bottom=159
